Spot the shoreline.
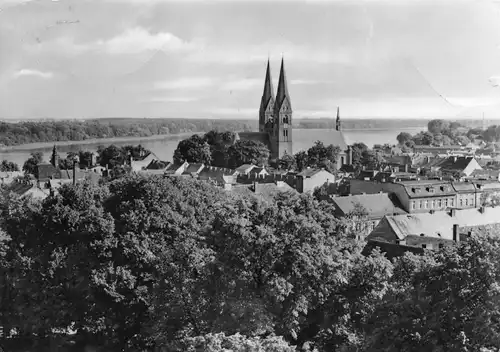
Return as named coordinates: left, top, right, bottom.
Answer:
left=0, top=132, right=196, bottom=152
left=0, top=126, right=426, bottom=153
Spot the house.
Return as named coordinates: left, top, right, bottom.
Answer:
left=6, top=179, right=51, bottom=200
left=182, top=163, right=205, bottom=177
left=248, top=167, right=270, bottom=179
left=198, top=166, right=237, bottom=187
left=235, top=164, right=256, bottom=175
left=451, top=182, right=477, bottom=209
left=296, top=168, right=335, bottom=194
left=164, top=162, right=189, bottom=176
left=35, top=163, right=60, bottom=181
left=130, top=152, right=160, bottom=172
left=436, top=156, right=482, bottom=177
left=366, top=206, right=500, bottom=252
left=349, top=179, right=457, bottom=213
left=330, top=193, right=407, bottom=236
left=469, top=169, right=500, bottom=181
left=0, top=171, right=23, bottom=184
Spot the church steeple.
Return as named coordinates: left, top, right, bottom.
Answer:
left=259, top=59, right=275, bottom=132
left=336, top=106, right=341, bottom=131
left=273, top=56, right=293, bottom=158
left=275, top=57, right=291, bottom=111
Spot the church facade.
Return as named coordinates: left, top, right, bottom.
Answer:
left=235, top=58, right=352, bottom=167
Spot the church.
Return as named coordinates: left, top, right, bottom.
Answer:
left=234, top=58, right=352, bottom=167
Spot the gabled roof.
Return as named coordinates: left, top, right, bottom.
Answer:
left=332, top=193, right=407, bottom=220
left=399, top=180, right=456, bottom=198
left=374, top=207, right=500, bottom=241
left=297, top=168, right=333, bottom=178
left=438, top=156, right=478, bottom=172
left=451, top=182, right=475, bottom=192
left=182, top=163, right=205, bottom=175
left=235, top=164, right=256, bottom=173
left=231, top=181, right=296, bottom=202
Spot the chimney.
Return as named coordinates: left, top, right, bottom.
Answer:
left=429, top=209, right=435, bottom=214
left=453, top=224, right=460, bottom=243
left=467, top=230, right=473, bottom=238
left=454, top=156, right=457, bottom=163
left=480, top=206, right=485, bottom=214
left=450, top=208, right=456, bottom=217
left=405, top=164, right=409, bottom=173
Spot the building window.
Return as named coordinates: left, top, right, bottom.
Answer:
left=411, top=202, right=415, bottom=210
left=424, top=200, right=428, bottom=209
left=422, top=244, right=427, bottom=249
left=450, top=199, right=454, bottom=207
left=431, top=200, right=435, bottom=208
left=444, top=199, right=448, bottom=207
left=419, top=201, right=423, bottom=209
left=460, top=199, right=463, bottom=207
left=438, top=199, right=442, bottom=208
left=465, top=198, right=468, bottom=206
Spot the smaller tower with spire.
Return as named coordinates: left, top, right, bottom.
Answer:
left=336, top=106, right=341, bottom=131
left=50, top=145, right=59, bottom=168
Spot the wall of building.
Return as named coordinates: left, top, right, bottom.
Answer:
left=298, top=170, right=335, bottom=193
left=409, top=196, right=456, bottom=213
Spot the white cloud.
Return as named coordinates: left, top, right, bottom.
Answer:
left=96, top=27, right=196, bottom=55
left=489, top=75, right=500, bottom=87
left=446, top=96, right=500, bottom=108
left=153, top=77, right=214, bottom=90
left=13, top=69, right=53, bottom=79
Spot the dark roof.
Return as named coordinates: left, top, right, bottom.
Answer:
left=401, top=180, right=456, bottom=198
left=451, top=182, right=475, bottom=192
left=260, top=59, right=275, bottom=112
left=297, top=168, right=334, bottom=178
left=438, top=156, right=476, bottom=171
left=36, top=163, right=60, bottom=181
left=331, top=193, right=407, bottom=220
left=182, top=163, right=205, bottom=175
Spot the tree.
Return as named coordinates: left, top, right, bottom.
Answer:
left=455, top=135, right=471, bottom=146
left=97, top=144, right=125, bottom=168
left=294, top=151, right=309, bottom=172
left=412, top=131, right=434, bottom=146
left=307, top=141, right=341, bottom=171
left=361, top=150, right=384, bottom=170
left=396, top=132, right=413, bottom=145
left=173, top=134, right=212, bottom=165
left=427, top=119, right=450, bottom=134
left=276, top=154, right=297, bottom=171
left=0, top=160, right=19, bottom=172
left=365, top=235, right=500, bottom=351
left=22, top=152, right=44, bottom=175
left=226, top=140, right=270, bottom=168
left=351, top=143, right=369, bottom=171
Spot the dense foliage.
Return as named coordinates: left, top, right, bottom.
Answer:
left=0, top=160, right=19, bottom=172
left=1, top=175, right=500, bottom=351
left=397, top=119, right=500, bottom=149
left=0, top=119, right=254, bottom=147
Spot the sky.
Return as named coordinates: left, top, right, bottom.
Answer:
left=1, top=0, right=500, bottom=120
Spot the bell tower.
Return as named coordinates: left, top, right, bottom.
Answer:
left=336, top=106, right=341, bottom=131
left=259, top=59, right=275, bottom=133
left=273, top=57, right=293, bottom=158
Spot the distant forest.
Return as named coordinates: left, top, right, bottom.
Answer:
left=0, top=117, right=431, bottom=147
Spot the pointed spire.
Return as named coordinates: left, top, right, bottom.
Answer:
left=261, top=58, right=275, bottom=107
left=276, top=57, right=291, bottom=109
left=336, top=106, right=341, bottom=131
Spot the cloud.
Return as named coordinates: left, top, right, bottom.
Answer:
left=96, top=27, right=196, bottom=55
left=446, top=96, right=500, bottom=108
left=489, top=75, right=500, bottom=87
left=13, top=69, right=53, bottom=79
left=153, top=77, right=214, bottom=90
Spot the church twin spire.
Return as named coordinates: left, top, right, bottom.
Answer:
left=259, top=57, right=291, bottom=132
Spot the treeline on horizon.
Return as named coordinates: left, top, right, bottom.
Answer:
left=0, top=117, right=433, bottom=148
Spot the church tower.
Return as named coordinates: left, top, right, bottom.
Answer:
left=273, top=57, right=293, bottom=157
left=336, top=106, right=341, bottom=131
left=259, top=59, right=275, bottom=133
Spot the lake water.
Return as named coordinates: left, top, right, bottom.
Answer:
left=0, top=126, right=426, bottom=166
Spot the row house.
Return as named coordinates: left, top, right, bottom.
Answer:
left=365, top=206, right=500, bottom=254
left=350, top=178, right=500, bottom=213
left=418, top=156, right=482, bottom=178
